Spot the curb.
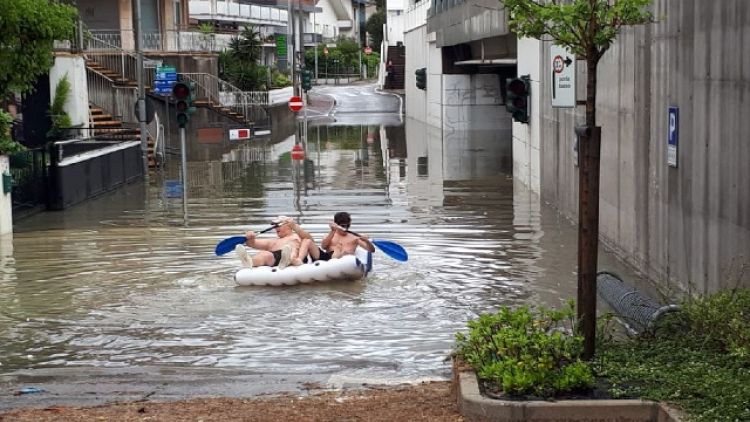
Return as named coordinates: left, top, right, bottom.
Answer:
left=454, top=370, right=683, bottom=422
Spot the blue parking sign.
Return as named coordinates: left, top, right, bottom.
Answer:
left=667, top=106, right=678, bottom=167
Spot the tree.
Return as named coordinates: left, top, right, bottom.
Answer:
left=229, top=26, right=263, bottom=63
left=503, top=0, right=652, bottom=359
left=366, top=10, right=385, bottom=49
left=0, top=0, right=77, bottom=98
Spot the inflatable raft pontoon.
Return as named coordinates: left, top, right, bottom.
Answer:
left=234, top=247, right=373, bottom=286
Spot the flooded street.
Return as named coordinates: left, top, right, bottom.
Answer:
left=0, top=84, right=635, bottom=406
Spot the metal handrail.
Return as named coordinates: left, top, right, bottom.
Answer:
left=86, top=67, right=139, bottom=125
left=84, top=35, right=154, bottom=90
left=180, top=73, right=269, bottom=123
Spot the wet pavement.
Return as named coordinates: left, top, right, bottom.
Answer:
left=0, top=83, right=640, bottom=410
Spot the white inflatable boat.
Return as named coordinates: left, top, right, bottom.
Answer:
left=235, top=247, right=373, bottom=286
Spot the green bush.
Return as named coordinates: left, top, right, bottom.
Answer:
left=48, top=74, right=73, bottom=139
left=681, top=289, right=750, bottom=360
left=272, top=70, right=291, bottom=88
left=0, top=110, right=25, bottom=155
left=597, top=288, right=750, bottom=421
left=455, top=301, right=594, bottom=397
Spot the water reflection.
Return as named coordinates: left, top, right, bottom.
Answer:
left=0, top=116, right=593, bottom=383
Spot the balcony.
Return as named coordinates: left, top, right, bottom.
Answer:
left=303, top=33, right=323, bottom=45
left=189, top=0, right=288, bottom=26
left=425, top=0, right=509, bottom=47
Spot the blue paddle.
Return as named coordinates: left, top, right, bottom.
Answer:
left=346, top=228, right=408, bottom=262
left=215, top=225, right=277, bottom=256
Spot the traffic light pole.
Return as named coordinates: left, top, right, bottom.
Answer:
left=134, top=0, right=149, bottom=180
left=180, top=126, right=188, bottom=221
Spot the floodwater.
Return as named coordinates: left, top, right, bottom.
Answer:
left=0, top=104, right=636, bottom=392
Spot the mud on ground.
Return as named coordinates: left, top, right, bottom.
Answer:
left=0, top=381, right=463, bottom=422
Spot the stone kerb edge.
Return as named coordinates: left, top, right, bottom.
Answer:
left=454, top=369, right=682, bottom=422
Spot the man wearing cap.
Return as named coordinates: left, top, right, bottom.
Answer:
left=234, top=216, right=311, bottom=269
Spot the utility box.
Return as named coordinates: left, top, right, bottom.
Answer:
left=2, top=172, right=11, bottom=194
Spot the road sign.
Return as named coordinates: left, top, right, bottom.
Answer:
left=165, top=180, right=183, bottom=198
left=288, top=95, right=303, bottom=112
left=229, top=128, right=252, bottom=141
left=364, top=46, right=372, bottom=55
left=276, top=35, right=287, bottom=56
left=291, top=144, right=305, bottom=160
left=550, top=45, right=575, bottom=108
left=154, top=65, right=178, bottom=96
left=667, top=106, right=679, bottom=167
left=144, top=59, right=163, bottom=69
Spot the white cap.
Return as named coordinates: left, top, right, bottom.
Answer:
left=271, top=215, right=290, bottom=225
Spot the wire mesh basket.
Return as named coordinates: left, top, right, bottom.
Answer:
left=597, top=271, right=680, bottom=335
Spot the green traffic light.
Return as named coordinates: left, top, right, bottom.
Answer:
left=176, top=113, right=189, bottom=128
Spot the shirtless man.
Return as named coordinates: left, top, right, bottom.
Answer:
left=294, top=212, right=375, bottom=264
left=235, top=216, right=309, bottom=269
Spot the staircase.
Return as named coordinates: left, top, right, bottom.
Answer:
left=88, top=105, right=157, bottom=168
left=385, top=45, right=405, bottom=90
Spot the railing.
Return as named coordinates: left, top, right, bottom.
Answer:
left=87, top=28, right=278, bottom=53
left=86, top=67, right=140, bottom=125
left=188, top=0, right=288, bottom=25
left=84, top=35, right=148, bottom=84
left=180, top=72, right=269, bottom=122
left=10, top=148, right=49, bottom=216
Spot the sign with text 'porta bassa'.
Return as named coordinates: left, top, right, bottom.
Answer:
left=550, top=45, right=575, bottom=108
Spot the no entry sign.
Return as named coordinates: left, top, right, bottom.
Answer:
left=288, top=96, right=303, bottom=112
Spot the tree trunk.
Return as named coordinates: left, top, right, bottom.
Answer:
left=577, top=56, right=601, bottom=360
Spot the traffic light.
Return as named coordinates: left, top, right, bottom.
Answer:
left=506, top=75, right=531, bottom=124
left=172, top=82, right=194, bottom=128
left=415, top=67, right=426, bottom=90
left=301, top=69, right=313, bottom=92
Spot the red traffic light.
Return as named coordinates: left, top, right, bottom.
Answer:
left=512, top=97, right=527, bottom=108
left=172, top=82, right=190, bottom=99
left=507, top=79, right=528, bottom=96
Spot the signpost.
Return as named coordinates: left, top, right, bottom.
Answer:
left=153, top=65, right=177, bottom=96
left=550, top=45, right=575, bottom=108
left=288, top=96, right=303, bottom=112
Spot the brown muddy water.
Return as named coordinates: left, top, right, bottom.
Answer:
left=0, top=117, right=636, bottom=392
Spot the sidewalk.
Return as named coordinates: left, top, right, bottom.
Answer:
left=0, top=382, right=462, bottom=421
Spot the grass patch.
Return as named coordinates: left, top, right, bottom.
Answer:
left=595, top=289, right=750, bottom=421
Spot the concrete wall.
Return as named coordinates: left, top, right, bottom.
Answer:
left=513, top=37, right=542, bottom=194
left=0, top=156, right=11, bottom=235
left=536, top=0, right=750, bottom=293
left=404, top=25, right=428, bottom=120
left=387, top=11, right=405, bottom=45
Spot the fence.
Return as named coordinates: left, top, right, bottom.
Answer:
left=9, top=148, right=48, bottom=217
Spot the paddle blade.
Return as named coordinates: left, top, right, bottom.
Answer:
left=215, top=236, right=247, bottom=256
left=372, top=240, right=408, bottom=262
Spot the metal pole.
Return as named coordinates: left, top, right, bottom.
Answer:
left=180, top=126, right=188, bottom=221
left=313, top=11, right=318, bottom=81
left=303, top=92, right=308, bottom=148
left=297, top=0, right=303, bottom=93
left=288, top=0, right=296, bottom=96
left=135, top=0, right=149, bottom=180
left=165, top=96, right=170, bottom=165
